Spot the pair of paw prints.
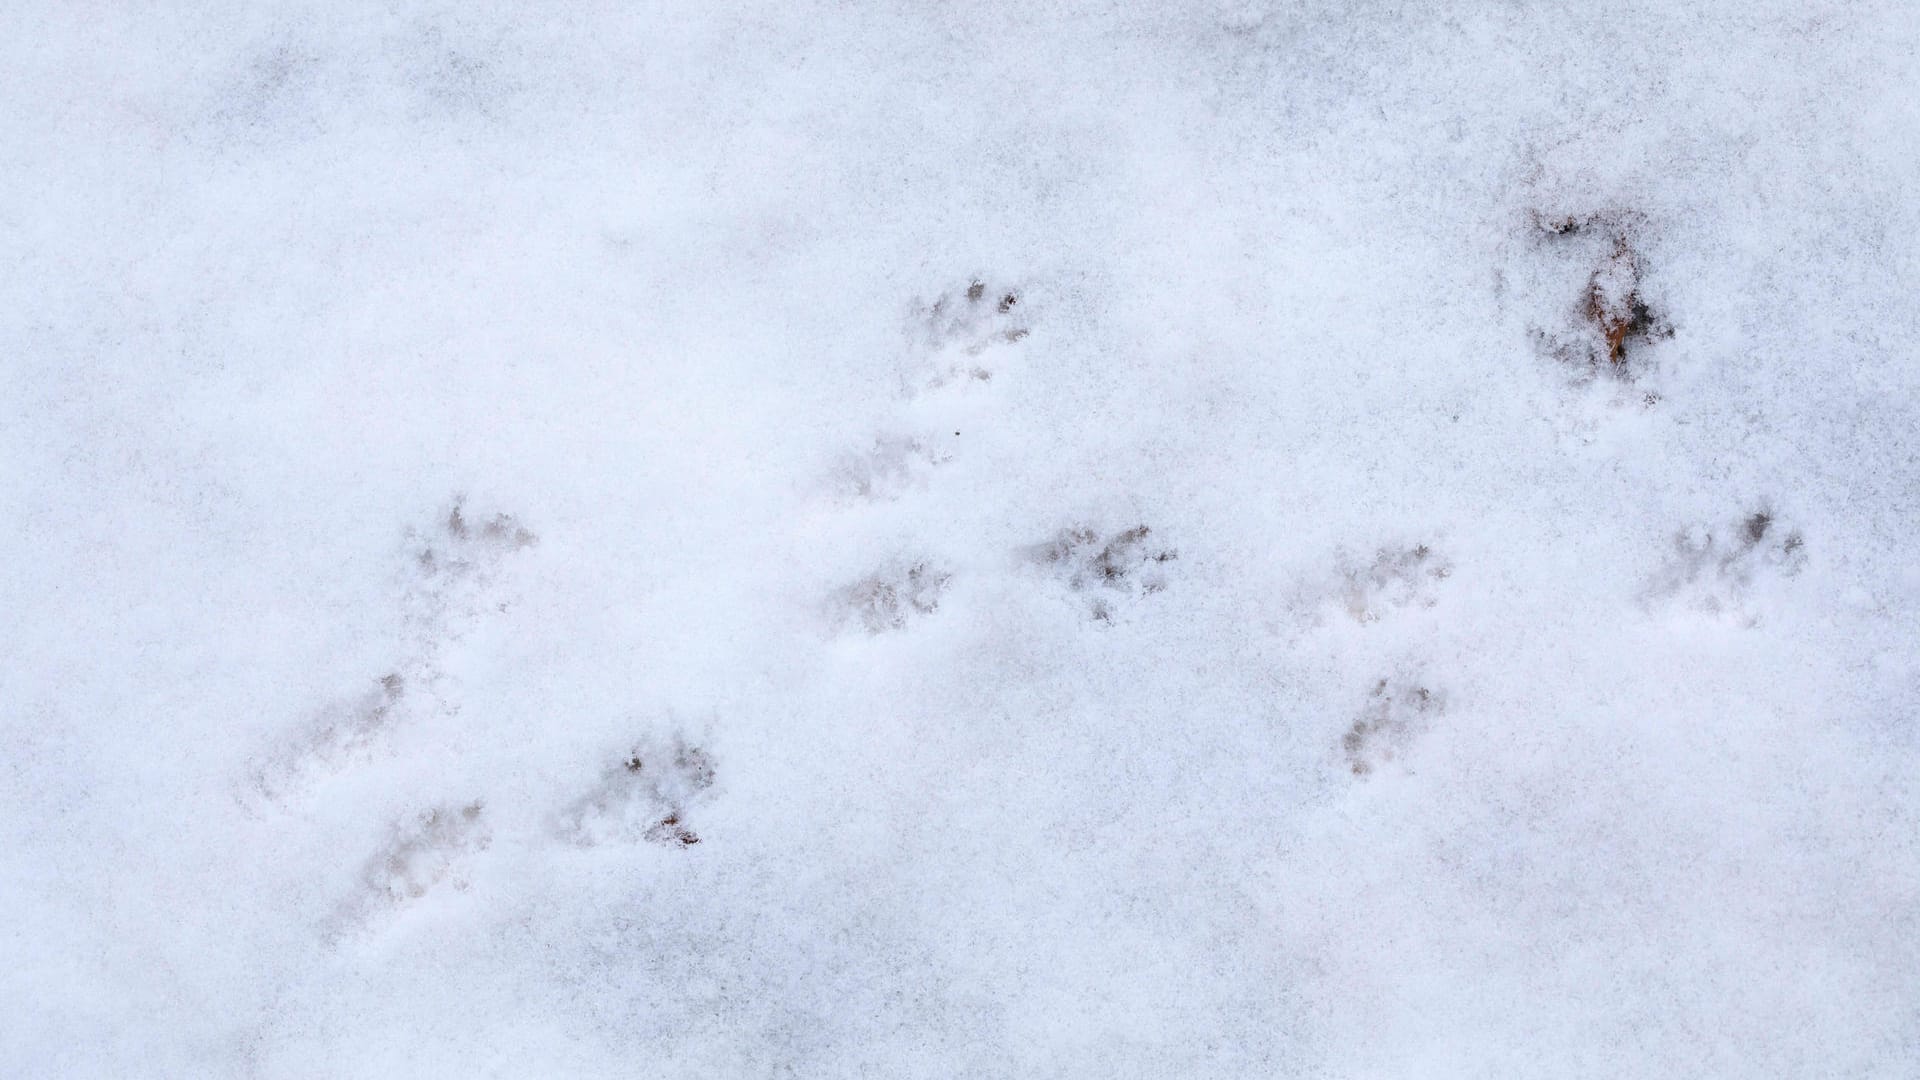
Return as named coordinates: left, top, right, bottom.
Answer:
left=828, top=278, right=1033, bottom=506
left=1342, top=677, right=1444, bottom=778
left=1646, top=507, right=1806, bottom=624
left=247, top=499, right=537, bottom=809
left=331, top=733, right=719, bottom=940
left=829, top=524, right=1179, bottom=634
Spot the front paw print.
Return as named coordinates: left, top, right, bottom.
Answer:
left=905, top=278, right=1032, bottom=393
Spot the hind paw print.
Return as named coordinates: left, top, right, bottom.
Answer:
left=331, top=800, right=491, bottom=936
left=247, top=672, right=407, bottom=806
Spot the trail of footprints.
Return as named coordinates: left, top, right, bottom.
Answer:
left=276, top=248, right=1811, bottom=938
left=829, top=276, right=1183, bottom=629
left=249, top=498, right=720, bottom=940
left=824, top=268, right=1805, bottom=788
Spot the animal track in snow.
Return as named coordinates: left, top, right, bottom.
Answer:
left=902, top=278, right=1031, bottom=395
left=828, top=434, right=950, bottom=504
left=1527, top=209, right=1672, bottom=390
left=332, top=800, right=491, bottom=937
left=559, top=735, right=717, bottom=848
left=248, top=672, right=408, bottom=805
left=833, top=560, right=952, bottom=634
left=1331, top=543, right=1451, bottom=625
left=1646, top=507, right=1806, bottom=624
left=1026, top=524, right=1177, bottom=623
left=401, top=498, right=539, bottom=651
left=1342, top=678, right=1443, bottom=778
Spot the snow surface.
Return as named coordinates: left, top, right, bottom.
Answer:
left=3, top=2, right=1919, bottom=1076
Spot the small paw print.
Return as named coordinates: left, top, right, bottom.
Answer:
left=829, top=435, right=949, bottom=503
left=1334, top=543, right=1450, bottom=624
left=561, top=736, right=717, bottom=848
left=332, top=800, right=491, bottom=937
left=833, top=560, right=951, bottom=634
left=1027, top=524, right=1176, bottom=623
left=1527, top=209, right=1672, bottom=385
left=905, top=278, right=1031, bottom=393
left=1342, top=679, right=1442, bottom=778
left=1648, top=507, right=1806, bottom=624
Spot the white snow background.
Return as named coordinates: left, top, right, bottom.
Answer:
left=3, top=2, right=1918, bottom=1076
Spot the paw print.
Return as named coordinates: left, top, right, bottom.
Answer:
left=833, top=560, right=951, bottom=634
left=1342, top=679, right=1442, bottom=778
left=560, top=736, right=716, bottom=849
left=333, top=800, right=491, bottom=935
left=1332, top=543, right=1450, bottom=625
left=247, top=672, right=407, bottom=805
left=403, top=497, right=538, bottom=637
left=904, top=278, right=1031, bottom=393
left=1647, top=507, right=1806, bottom=624
left=1027, top=524, right=1177, bottom=623
left=1527, top=210, right=1672, bottom=385
left=829, top=434, right=950, bottom=503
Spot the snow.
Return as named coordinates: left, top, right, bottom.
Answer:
left=3, top=1, right=1918, bottom=1076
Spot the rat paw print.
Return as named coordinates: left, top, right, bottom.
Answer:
left=1027, top=524, right=1177, bottom=623
left=1525, top=210, right=1672, bottom=387
left=560, top=736, right=716, bottom=849
left=833, top=560, right=951, bottom=634
left=1332, top=543, right=1450, bottom=625
left=332, top=800, right=491, bottom=937
left=1647, top=507, right=1806, bottom=625
left=904, top=278, right=1031, bottom=393
left=1342, top=679, right=1443, bottom=778
left=246, top=673, right=407, bottom=806
left=829, top=434, right=950, bottom=504
left=404, top=497, right=538, bottom=634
